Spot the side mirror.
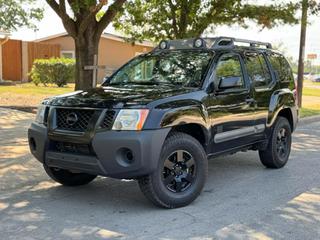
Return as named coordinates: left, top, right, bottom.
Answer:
left=218, top=76, right=242, bottom=90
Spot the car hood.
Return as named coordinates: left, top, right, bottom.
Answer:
left=45, top=85, right=198, bottom=108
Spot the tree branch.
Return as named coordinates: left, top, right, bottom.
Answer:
left=46, top=0, right=77, bottom=37
left=96, top=0, right=126, bottom=36
left=78, top=0, right=108, bottom=34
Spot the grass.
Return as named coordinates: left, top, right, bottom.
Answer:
left=300, top=108, right=320, bottom=118
left=300, top=80, right=320, bottom=117
left=0, top=83, right=74, bottom=95
left=300, top=98, right=320, bottom=118
left=0, top=83, right=75, bottom=112
left=303, top=88, right=320, bottom=97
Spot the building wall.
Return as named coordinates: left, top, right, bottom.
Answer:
left=40, top=36, right=75, bottom=51
left=40, top=36, right=154, bottom=82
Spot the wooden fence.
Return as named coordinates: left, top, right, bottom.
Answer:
left=2, top=39, right=22, bottom=81
left=1, top=39, right=60, bottom=81
left=28, top=42, right=60, bottom=77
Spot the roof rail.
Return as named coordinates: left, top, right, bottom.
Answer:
left=208, top=36, right=272, bottom=49
left=154, top=37, right=272, bottom=51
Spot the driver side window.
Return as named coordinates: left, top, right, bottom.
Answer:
left=214, top=54, right=245, bottom=91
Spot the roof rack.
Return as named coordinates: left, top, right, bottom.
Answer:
left=155, top=37, right=272, bottom=51
left=209, top=36, right=272, bottom=49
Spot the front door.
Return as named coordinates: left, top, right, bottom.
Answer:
left=207, top=52, right=257, bottom=154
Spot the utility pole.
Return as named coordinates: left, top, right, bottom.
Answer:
left=297, top=0, right=309, bottom=108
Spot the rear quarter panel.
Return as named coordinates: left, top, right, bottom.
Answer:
left=267, top=89, right=298, bottom=129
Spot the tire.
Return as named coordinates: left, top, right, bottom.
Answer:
left=43, top=165, right=97, bottom=186
left=259, top=116, right=292, bottom=169
left=138, top=132, right=208, bottom=209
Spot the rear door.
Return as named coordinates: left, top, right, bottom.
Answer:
left=243, top=51, right=276, bottom=137
left=207, top=52, right=257, bottom=154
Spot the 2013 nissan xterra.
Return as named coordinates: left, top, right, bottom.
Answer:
left=28, top=37, right=298, bottom=208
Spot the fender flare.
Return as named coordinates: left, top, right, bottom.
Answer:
left=267, top=89, right=296, bottom=128
left=159, top=103, right=211, bottom=146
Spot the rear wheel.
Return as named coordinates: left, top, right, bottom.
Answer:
left=259, top=116, right=292, bottom=168
left=44, top=165, right=97, bottom=186
left=138, top=132, right=208, bottom=208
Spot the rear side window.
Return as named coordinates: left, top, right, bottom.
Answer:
left=245, top=52, right=272, bottom=88
left=268, top=53, right=293, bottom=83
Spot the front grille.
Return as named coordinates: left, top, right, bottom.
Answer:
left=56, top=108, right=95, bottom=132
left=51, top=141, right=95, bottom=156
left=100, top=110, right=116, bottom=129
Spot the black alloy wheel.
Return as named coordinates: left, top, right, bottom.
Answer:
left=276, top=127, right=290, bottom=160
left=259, top=116, right=292, bottom=169
left=138, top=132, right=208, bottom=208
left=162, top=150, right=196, bottom=193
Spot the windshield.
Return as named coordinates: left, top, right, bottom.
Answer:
left=105, top=50, right=213, bottom=88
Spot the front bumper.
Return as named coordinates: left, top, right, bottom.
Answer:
left=28, top=122, right=170, bottom=179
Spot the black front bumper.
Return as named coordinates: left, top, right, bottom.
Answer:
left=28, top=122, right=170, bottom=179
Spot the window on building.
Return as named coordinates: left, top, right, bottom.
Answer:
left=61, top=51, right=75, bottom=59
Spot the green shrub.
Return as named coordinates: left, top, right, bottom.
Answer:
left=29, top=58, right=75, bottom=87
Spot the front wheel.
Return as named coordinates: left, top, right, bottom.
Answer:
left=259, top=116, right=292, bottom=169
left=44, top=165, right=97, bottom=186
left=138, top=132, right=208, bottom=209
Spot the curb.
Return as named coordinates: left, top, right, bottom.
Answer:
left=299, top=115, right=320, bottom=125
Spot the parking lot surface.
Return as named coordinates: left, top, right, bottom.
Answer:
left=0, top=108, right=319, bottom=240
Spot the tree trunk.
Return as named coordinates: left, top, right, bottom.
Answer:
left=74, top=33, right=100, bottom=91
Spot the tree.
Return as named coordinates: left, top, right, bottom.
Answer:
left=46, top=0, right=126, bottom=90
left=113, top=0, right=299, bottom=42
left=0, top=0, right=44, bottom=31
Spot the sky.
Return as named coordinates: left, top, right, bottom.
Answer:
left=10, top=2, right=320, bottom=64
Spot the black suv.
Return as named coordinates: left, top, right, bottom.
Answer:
left=28, top=37, right=298, bottom=208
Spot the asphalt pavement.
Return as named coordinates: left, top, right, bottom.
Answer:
left=0, top=108, right=319, bottom=240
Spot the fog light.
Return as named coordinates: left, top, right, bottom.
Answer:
left=116, top=148, right=135, bottom=167
left=126, top=150, right=134, bottom=163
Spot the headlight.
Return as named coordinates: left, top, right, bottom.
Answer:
left=112, top=109, right=149, bottom=131
left=35, top=105, right=47, bottom=124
